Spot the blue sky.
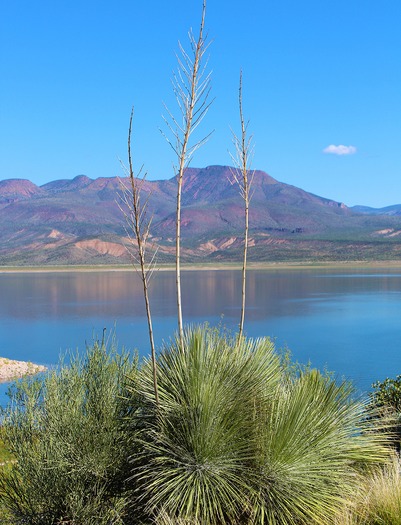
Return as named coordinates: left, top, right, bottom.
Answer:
left=1, top=0, right=400, bottom=207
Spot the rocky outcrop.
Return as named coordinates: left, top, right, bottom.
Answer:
left=0, top=357, right=47, bottom=382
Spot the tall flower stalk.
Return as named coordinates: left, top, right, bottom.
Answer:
left=230, top=70, right=254, bottom=340
left=161, top=0, right=212, bottom=348
left=119, top=108, right=159, bottom=407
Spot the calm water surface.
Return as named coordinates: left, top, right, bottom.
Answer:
left=1, top=268, right=401, bottom=404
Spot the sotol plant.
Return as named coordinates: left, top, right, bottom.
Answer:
left=128, top=325, right=391, bottom=525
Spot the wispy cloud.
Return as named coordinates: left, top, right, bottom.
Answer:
left=323, top=144, right=357, bottom=155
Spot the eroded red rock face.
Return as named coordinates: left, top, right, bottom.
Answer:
left=3, top=165, right=398, bottom=266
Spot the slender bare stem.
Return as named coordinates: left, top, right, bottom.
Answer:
left=162, top=0, right=212, bottom=349
left=119, top=108, right=159, bottom=407
left=229, top=70, right=254, bottom=340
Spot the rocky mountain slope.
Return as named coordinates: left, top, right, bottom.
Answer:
left=1, top=166, right=401, bottom=265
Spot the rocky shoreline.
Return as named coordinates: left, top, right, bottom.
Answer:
left=0, top=357, right=47, bottom=382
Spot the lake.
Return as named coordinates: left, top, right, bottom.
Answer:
left=1, top=267, right=401, bottom=404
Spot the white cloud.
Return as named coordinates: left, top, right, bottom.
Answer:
left=323, top=144, right=357, bottom=155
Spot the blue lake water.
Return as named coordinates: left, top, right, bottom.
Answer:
left=1, top=268, right=401, bottom=405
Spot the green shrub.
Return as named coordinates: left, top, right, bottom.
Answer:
left=131, top=326, right=282, bottom=523
left=370, top=375, right=401, bottom=450
left=0, top=435, right=13, bottom=465
left=130, top=325, right=391, bottom=525
left=371, top=375, right=401, bottom=413
left=249, top=369, right=390, bottom=524
left=0, top=340, right=140, bottom=525
left=0, top=326, right=393, bottom=524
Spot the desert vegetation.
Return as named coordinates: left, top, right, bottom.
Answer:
left=0, top=341, right=138, bottom=524
left=0, top=329, right=398, bottom=524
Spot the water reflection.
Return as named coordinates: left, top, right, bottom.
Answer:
left=3, top=269, right=401, bottom=321
left=0, top=268, right=401, bottom=396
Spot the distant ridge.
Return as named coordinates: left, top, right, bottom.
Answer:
left=1, top=165, right=401, bottom=265
left=42, top=175, right=93, bottom=193
left=0, top=179, right=46, bottom=201
left=352, top=204, right=401, bottom=216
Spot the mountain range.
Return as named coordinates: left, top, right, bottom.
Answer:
left=1, top=165, right=401, bottom=266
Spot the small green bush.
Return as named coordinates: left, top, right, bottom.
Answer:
left=0, top=339, right=140, bottom=525
left=371, top=375, right=401, bottom=413
left=370, top=375, right=401, bottom=450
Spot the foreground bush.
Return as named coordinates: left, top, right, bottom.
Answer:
left=132, top=327, right=282, bottom=523
left=0, top=340, right=139, bottom=525
left=248, top=370, right=390, bottom=525
left=0, top=326, right=393, bottom=524
left=132, top=326, right=391, bottom=524
left=370, top=374, right=401, bottom=450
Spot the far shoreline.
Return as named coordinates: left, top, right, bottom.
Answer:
left=1, top=260, right=401, bottom=273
